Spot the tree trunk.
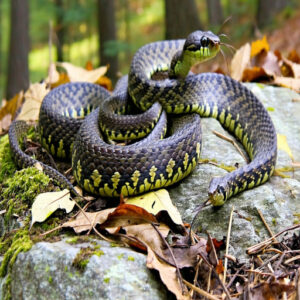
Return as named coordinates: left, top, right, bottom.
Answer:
left=206, top=0, right=223, bottom=27
left=165, top=0, right=203, bottom=40
left=256, top=0, right=288, bottom=28
left=0, top=0, right=2, bottom=77
left=6, top=0, right=30, bottom=99
left=97, top=0, right=118, bottom=83
left=55, top=0, right=64, bottom=62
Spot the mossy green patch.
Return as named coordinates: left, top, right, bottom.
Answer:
left=0, top=167, right=51, bottom=223
left=127, top=256, right=135, bottom=261
left=0, top=228, right=33, bottom=277
left=2, top=274, right=12, bottom=300
left=2, top=167, right=50, bottom=203
left=0, top=135, right=17, bottom=183
left=72, top=245, right=103, bottom=272
left=103, top=277, right=110, bottom=284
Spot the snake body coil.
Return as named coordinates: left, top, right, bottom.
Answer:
left=9, top=31, right=277, bottom=206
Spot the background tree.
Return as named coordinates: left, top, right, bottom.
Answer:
left=6, top=0, right=29, bottom=99
left=256, top=0, right=288, bottom=28
left=97, top=0, right=118, bottom=82
left=0, top=0, right=2, bottom=77
left=164, top=0, right=203, bottom=39
left=206, top=0, right=223, bottom=27
left=55, top=0, right=65, bottom=62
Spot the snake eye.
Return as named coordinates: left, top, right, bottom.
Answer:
left=186, top=44, right=197, bottom=51
left=201, top=36, right=209, bottom=47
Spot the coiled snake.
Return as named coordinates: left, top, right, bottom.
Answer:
left=9, top=31, right=277, bottom=206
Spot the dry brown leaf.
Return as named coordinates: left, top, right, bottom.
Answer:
left=287, top=49, right=300, bottom=64
left=101, top=203, right=158, bottom=228
left=251, top=35, right=270, bottom=57
left=56, top=62, right=108, bottom=83
left=163, top=240, right=207, bottom=269
left=50, top=73, right=70, bottom=89
left=125, top=189, right=183, bottom=226
left=62, top=209, right=115, bottom=234
left=45, top=62, right=60, bottom=85
left=95, top=76, right=113, bottom=91
left=125, top=224, right=190, bottom=299
left=230, top=43, right=251, bottom=81
left=17, top=83, right=50, bottom=122
left=274, top=76, right=300, bottom=92
left=282, top=57, right=300, bottom=78
left=0, top=92, right=23, bottom=121
left=147, top=247, right=190, bottom=300
left=242, top=66, right=268, bottom=82
left=0, top=114, right=12, bottom=134
left=255, top=51, right=281, bottom=77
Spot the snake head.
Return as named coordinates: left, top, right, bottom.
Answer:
left=183, top=30, right=220, bottom=59
left=170, top=31, right=221, bottom=78
left=208, top=177, right=229, bottom=207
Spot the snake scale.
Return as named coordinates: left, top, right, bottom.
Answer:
left=8, top=31, right=277, bottom=206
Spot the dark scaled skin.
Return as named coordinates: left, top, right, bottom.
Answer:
left=8, top=30, right=277, bottom=205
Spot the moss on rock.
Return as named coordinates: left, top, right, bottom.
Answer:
left=0, top=135, right=17, bottom=183
left=0, top=228, right=33, bottom=277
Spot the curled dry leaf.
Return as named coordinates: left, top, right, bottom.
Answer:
left=230, top=43, right=251, bottom=81
left=56, top=62, right=108, bottom=83
left=62, top=208, right=115, bottom=234
left=31, top=189, right=75, bottom=227
left=0, top=91, right=23, bottom=124
left=250, top=35, right=270, bottom=57
left=17, top=82, right=50, bottom=122
left=125, top=189, right=183, bottom=226
left=101, top=203, right=158, bottom=228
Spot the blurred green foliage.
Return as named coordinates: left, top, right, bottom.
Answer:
left=0, top=0, right=299, bottom=100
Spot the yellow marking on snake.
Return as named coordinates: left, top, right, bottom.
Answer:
left=149, top=166, right=157, bottom=182
left=166, top=158, right=176, bottom=178
left=131, top=170, right=141, bottom=187
left=71, top=110, right=77, bottom=118
left=76, top=160, right=82, bottom=181
left=91, top=169, right=102, bottom=187
left=224, top=113, right=232, bottom=128
left=111, top=172, right=121, bottom=190
left=212, top=105, right=218, bottom=118
left=57, top=139, right=66, bottom=158
left=183, top=153, right=189, bottom=170
left=50, top=144, right=55, bottom=156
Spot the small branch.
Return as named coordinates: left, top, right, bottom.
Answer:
left=183, top=279, right=221, bottom=300
left=224, top=206, right=234, bottom=284
left=213, top=130, right=249, bottom=163
left=151, top=223, right=186, bottom=295
left=256, top=208, right=277, bottom=242
left=247, top=224, right=300, bottom=255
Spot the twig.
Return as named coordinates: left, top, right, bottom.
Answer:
left=211, top=268, right=232, bottom=299
left=213, top=130, right=249, bottom=163
left=247, top=224, right=300, bottom=255
left=183, top=279, right=221, bottom=300
left=284, top=255, right=300, bottom=265
left=223, top=206, right=234, bottom=284
left=246, top=269, right=276, bottom=278
left=296, top=267, right=300, bottom=300
left=207, top=267, right=212, bottom=292
left=191, top=258, right=202, bottom=298
left=226, top=265, right=245, bottom=289
left=256, top=208, right=277, bottom=242
left=151, top=223, right=186, bottom=295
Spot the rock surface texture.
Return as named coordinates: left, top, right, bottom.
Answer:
left=1, top=84, right=299, bottom=299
